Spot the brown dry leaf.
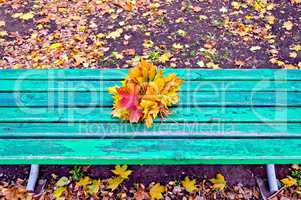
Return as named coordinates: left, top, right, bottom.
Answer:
left=123, top=48, right=136, bottom=56
left=192, top=6, right=202, bottom=12
left=134, top=184, right=150, bottom=200
left=1, top=185, right=33, bottom=200
left=234, top=60, right=245, bottom=67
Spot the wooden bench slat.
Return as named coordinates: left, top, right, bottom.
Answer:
left=1, top=80, right=301, bottom=92
left=0, top=107, right=300, bottom=123
left=1, top=91, right=301, bottom=107
left=1, top=69, right=301, bottom=80
left=0, top=123, right=300, bottom=138
left=0, top=138, right=300, bottom=164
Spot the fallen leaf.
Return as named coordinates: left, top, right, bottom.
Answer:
left=107, top=28, right=123, bottom=39
left=49, top=43, right=62, bottom=50
left=209, top=173, right=227, bottom=190
left=172, top=43, right=184, bottom=50
left=150, top=183, right=165, bottom=200
left=134, top=184, right=150, bottom=200
left=177, top=29, right=187, bottom=37
left=181, top=176, right=197, bottom=193
left=291, top=0, right=301, bottom=4
left=283, top=21, right=293, bottom=31
left=12, top=12, right=35, bottom=20
left=281, top=176, right=297, bottom=187
left=107, top=176, right=124, bottom=191
left=0, top=20, right=5, bottom=27
left=250, top=46, right=261, bottom=52
left=289, top=52, right=298, bottom=58
left=87, top=179, right=101, bottom=195
left=197, top=60, right=205, bottom=67
left=143, top=40, right=154, bottom=48
left=0, top=31, right=7, bottom=37
left=55, top=177, right=69, bottom=187
left=231, top=1, right=241, bottom=9
left=76, top=176, right=92, bottom=187
left=53, top=186, right=67, bottom=199
left=266, top=15, right=275, bottom=25
left=112, top=165, right=132, bottom=179
left=159, top=52, right=172, bottom=63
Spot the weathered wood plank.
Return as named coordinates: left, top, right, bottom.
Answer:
left=0, top=139, right=300, bottom=164
left=0, top=107, right=299, bottom=122
left=1, top=80, right=301, bottom=92
left=1, top=91, right=300, bottom=107
left=1, top=69, right=301, bottom=80
left=0, top=123, right=300, bottom=138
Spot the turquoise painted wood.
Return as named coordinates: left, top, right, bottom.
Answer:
left=1, top=92, right=301, bottom=107
left=1, top=80, right=301, bottom=92
left=1, top=69, right=301, bottom=80
left=0, top=69, right=301, bottom=164
left=0, top=139, right=300, bottom=164
left=0, top=123, right=300, bottom=138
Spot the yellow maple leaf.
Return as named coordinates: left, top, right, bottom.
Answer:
left=55, top=176, right=69, bottom=187
left=177, top=29, right=187, bottom=37
left=266, top=15, right=275, bottom=25
left=290, top=44, right=301, bottom=51
left=107, top=28, right=123, bottom=39
left=159, top=52, right=172, bottom=63
left=283, top=21, right=293, bottom=31
left=150, top=183, right=165, bottom=200
left=107, top=176, right=124, bottom=191
left=96, top=33, right=105, bottom=39
left=281, top=176, right=297, bottom=187
left=172, top=43, right=184, bottom=50
left=76, top=176, right=92, bottom=187
left=209, top=173, right=227, bottom=190
left=49, top=43, right=62, bottom=50
left=87, top=179, right=101, bottom=195
left=111, top=165, right=132, bottom=179
left=53, top=186, right=66, bottom=199
left=231, top=1, right=240, bottom=9
left=19, top=12, right=34, bottom=20
left=0, top=31, right=7, bottom=37
left=12, top=12, right=35, bottom=20
left=181, top=176, right=197, bottom=193
left=143, top=40, right=154, bottom=48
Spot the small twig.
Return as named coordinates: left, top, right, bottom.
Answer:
left=267, top=187, right=285, bottom=200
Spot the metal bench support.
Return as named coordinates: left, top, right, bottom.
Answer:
left=267, top=164, right=278, bottom=193
left=26, top=164, right=39, bottom=192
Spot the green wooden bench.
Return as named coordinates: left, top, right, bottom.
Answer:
left=1, top=69, right=301, bottom=165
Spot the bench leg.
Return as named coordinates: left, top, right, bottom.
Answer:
left=266, top=164, right=278, bottom=193
left=26, top=164, right=39, bottom=192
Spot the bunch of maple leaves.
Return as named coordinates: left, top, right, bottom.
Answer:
left=109, top=59, right=183, bottom=127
